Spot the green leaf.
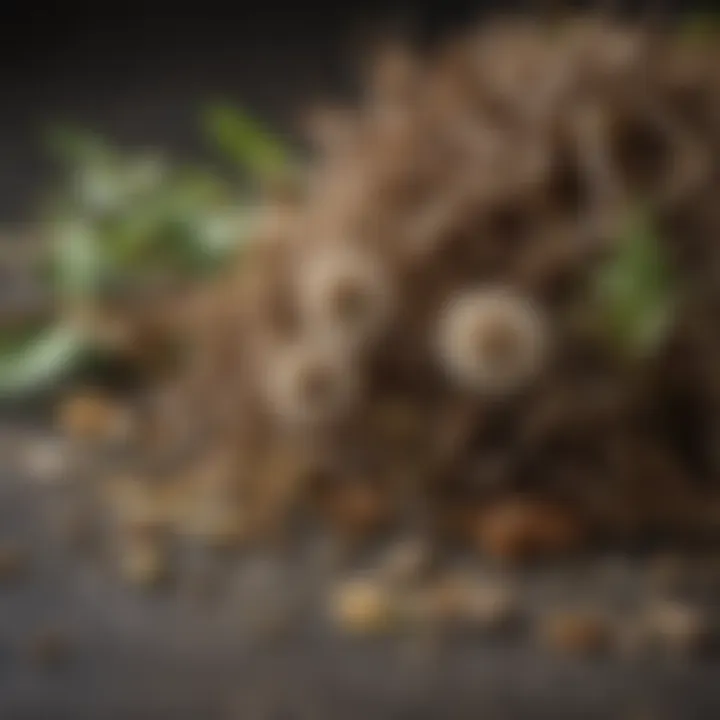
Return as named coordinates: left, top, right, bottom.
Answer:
left=178, top=207, right=249, bottom=271
left=204, top=104, right=290, bottom=181
left=41, top=124, right=254, bottom=309
left=0, top=324, right=90, bottom=398
left=52, top=220, right=108, bottom=300
left=593, top=209, right=677, bottom=361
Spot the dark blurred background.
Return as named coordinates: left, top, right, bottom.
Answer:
left=0, top=0, right=709, bottom=221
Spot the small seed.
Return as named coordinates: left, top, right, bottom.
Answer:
left=57, top=392, right=132, bottom=443
left=19, top=437, right=72, bottom=485
left=378, top=538, right=432, bottom=586
left=475, top=499, right=585, bottom=563
left=644, top=600, right=715, bottom=655
left=330, top=578, right=395, bottom=635
left=120, top=539, right=168, bottom=588
left=538, top=611, right=611, bottom=655
left=461, top=582, right=519, bottom=631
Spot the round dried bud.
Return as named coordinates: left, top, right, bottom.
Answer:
left=297, top=245, right=395, bottom=349
left=261, top=340, right=360, bottom=427
left=437, top=286, right=549, bottom=394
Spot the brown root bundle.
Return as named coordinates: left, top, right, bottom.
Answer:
left=100, top=17, right=720, bottom=559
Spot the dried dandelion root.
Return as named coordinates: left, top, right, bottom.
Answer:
left=97, top=18, right=720, bottom=561
left=260, top=339, right=361, bottom=427
left=296, top=244, right=396, bottom=350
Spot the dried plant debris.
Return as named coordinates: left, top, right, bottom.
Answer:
left=377, top=537, right=434, bottom=586
left=118, top=536, right=169, bottom=589
left=537, top=609, right=612, bottom=656
left=329, top=577, right=398, bottom=635
left=36, top=17, right=720, bottom=578
left=56, top=390, right=133, bottom=444
left=641, top=600, right=718, bottom=656
left=405, top=573, right=520, bottom=633
left=17, top=435, right=74, bottom=485
left=472, top=499, right=586, bottom=563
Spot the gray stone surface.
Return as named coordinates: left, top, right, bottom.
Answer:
left=0, top=421, right=719, bottom=719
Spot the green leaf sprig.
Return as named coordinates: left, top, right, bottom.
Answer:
left=593, top=208, right=678, bottom=361
left=0, top=107, right=294, bottom=398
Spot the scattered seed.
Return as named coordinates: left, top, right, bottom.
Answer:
left=57, top=392, right=132, bottom=444
left=461, top=581, right=520, bottom=632
left=644, top=600, right=716, bottom=655
left=120, top=538, right=168, bottom=588
left=538, top=610, right=611, bottom=655
left=475, top=499, right=585, bottom=563
left=377, top=537, right=432, bottom=586
left=330, top=577, right=396, bottom=635
left=19, top=437, right=72, bottom=485
left=400, top=573, right=509, bottom=629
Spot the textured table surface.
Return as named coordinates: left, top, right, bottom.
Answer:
left=0, top=419, right=719, bottom=720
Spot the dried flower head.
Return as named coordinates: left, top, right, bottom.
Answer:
left=260, top=339, right=360, bottom=427
left=437, top=286, right=549, bottom=393
left=296, top=245, right=395, bottom=349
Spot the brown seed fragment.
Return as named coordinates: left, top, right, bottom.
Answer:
left=401, top=573, right=518, bottom=633
left=330, top=578, right=396, bottom=635
left=319, top=481, right=393, bottom=539
left=119, top=538, right=168, bottom=589
left=644, top=600, right=716, bottom=655
left=57, top=392, right=131, bottom=443
left=377, top=538, right=432, bottom=586
left=19, top=436, right=72, bottom=485
left=538, top=610, right=611, bottom=655
left=474, top=499, right=586, bottom=563
left=461, top=582, right=519, bottom=631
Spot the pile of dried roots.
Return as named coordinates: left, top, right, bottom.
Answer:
left=84, top=17, right=720, bottom=562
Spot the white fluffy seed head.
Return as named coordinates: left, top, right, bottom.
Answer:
left=436, top=286, right=549, bottom=393
left=296, top=245, right=395, bottom=349
left=261, top=339, right=360, bottom=428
